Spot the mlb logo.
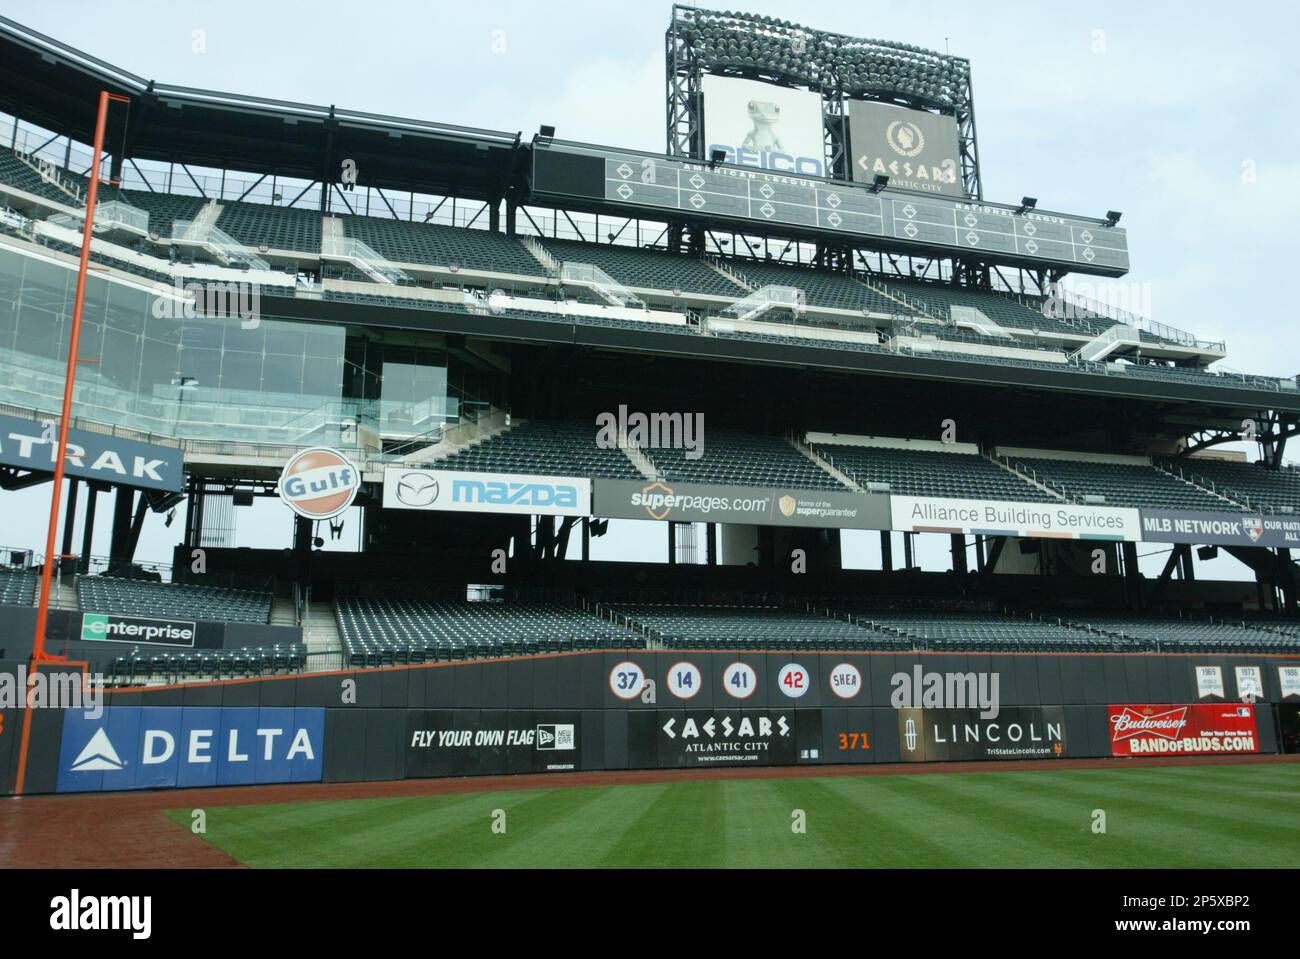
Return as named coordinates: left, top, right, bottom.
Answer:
left=1243, top=517, right=1264, bottom=542
left=1237, top=707, right=1251, bottom=716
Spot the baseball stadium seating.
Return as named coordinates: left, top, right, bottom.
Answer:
left=345, top=215, right=548, bottom=276
left=215, top=200, right=322, bottom=253
left=609, top=603, right=907, bottom=650
left=1063, top=616, right=1300, bottom=653
left=336, top=597, right=630, bottom=663
left=105, top=642, right=308, bottom=683
left=649, top=430, right=846, bottom=490
left=727, top=259, right=903, bottom=314
left=844, top=608, right=1123, bottom=651
left=77, top=576, right=273, bottom=625
left=0, top=567, right=36, bottom=606
left=1007, top=457, right=1236, bottom=510
left=1163, top=458, right=1300, bottom=513
left=437, top=419, right=645, bottom=479
left=542, top=238, right=743, bottom=296
left=811, top=442, right=1057, bottom=501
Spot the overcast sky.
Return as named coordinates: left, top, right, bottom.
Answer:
left=0, top=0, right=1296, bottom=579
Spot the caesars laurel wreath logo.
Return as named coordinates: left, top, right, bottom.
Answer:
left=886, top=120, right=925, bottom=158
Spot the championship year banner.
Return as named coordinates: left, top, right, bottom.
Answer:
left=890, top=496, right=1141, bottom=541
left=1108, top=704, right=1258, bottom=757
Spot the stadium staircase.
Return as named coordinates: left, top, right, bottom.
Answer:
left=1151, top=462, right=1248, bottom=509
left=988, top=454, right=1067, bottom=501
left=620, top=438, right=659, bottom=480
left=522, top=235, right=560, bottom=274
left=704, top=254, right=754, bottom=291
left=269, top=595, right=298, bottom=628
left=406, top=410, right=515, bottom=465
left=305, top=600, right=343, bottom=662
left=793, top=437, right=861, bottom=490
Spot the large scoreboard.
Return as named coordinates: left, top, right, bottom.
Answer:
left=531, top=140, right=1129, bottom=277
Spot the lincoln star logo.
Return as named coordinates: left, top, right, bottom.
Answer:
left=1243, top=516, right=1264, bottom=542
left=886, top=120, right=925, bottom=158
left=778, top=495, right=797, bottom=517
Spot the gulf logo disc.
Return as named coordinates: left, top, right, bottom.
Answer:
left=277, top=447, right=360, bottom=520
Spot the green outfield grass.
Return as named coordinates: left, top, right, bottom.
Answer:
left=167, top=763, right=1300, bottom=868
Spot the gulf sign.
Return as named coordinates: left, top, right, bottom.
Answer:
left=1108, top=704, right=1258, bottom=757
left=56, top=706, right=325, bottom=792
left=277, top=447, right=360, bottom=520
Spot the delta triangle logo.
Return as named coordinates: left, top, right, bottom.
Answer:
left=70, top=727, right=126, bottom=772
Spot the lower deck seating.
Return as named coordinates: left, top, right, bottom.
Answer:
left=336, top=597, right=634, bottom=664
left=77, top=576, right=273, bottom=624
left=0, top=567, right=36, bottom=606
left=105, top=643, right=307, bottom=683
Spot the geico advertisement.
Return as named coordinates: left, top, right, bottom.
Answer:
left=56, top=706, right=324, bottom=792
left=383, top=467, right=591, bottom=516
left=1108, top=704, right=1258, bottom=757
left=702, top=74, right=826, bottom=177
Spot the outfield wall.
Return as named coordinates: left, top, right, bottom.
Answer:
left=3, top=650, right=1296, bottom=796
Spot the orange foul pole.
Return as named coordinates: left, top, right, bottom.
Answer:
left=15, top=90, right=128, bottom=796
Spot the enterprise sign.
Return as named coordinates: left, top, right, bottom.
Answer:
left=383, top=467, right=591, bottom=516
left=531, top=140, right=1129, bottom=276
left=0, top=412, right=184, bottom=492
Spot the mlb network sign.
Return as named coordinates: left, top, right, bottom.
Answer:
left=383, top=467, right=590, bottom=516
left=1140, top=508, right=1300, bottom=549
left=81, top=613, right=196, bottom=647
left=57, top=706, right=324, bottom=792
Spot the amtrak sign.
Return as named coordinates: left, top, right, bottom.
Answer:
left=383, top=467, right=590, bottom=516
left=0, top=413, right=183, bottom=492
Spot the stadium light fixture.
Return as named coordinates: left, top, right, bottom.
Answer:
left=709, top=148, right=727, bottom=169
left=1104, top=210, right=1122, bottom=227
left=1196, top=545, right=1219, bottom=561
left=538, top=124, right=556, bottom=139
left=1016, top=197, right=1037, bottom=215
left=870, top=174, right=889, bottom=193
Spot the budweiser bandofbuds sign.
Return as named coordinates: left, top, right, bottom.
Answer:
left=1108, top=704, right=1258, bottom=757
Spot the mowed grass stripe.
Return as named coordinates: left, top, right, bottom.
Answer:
left=171, top=763, right=1300, bottom=868
left=785, top=776, right=988, bottom=867
left=981, top=770, right=1297, bottom=867
left=923, top=771, right=1213, bottom=868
